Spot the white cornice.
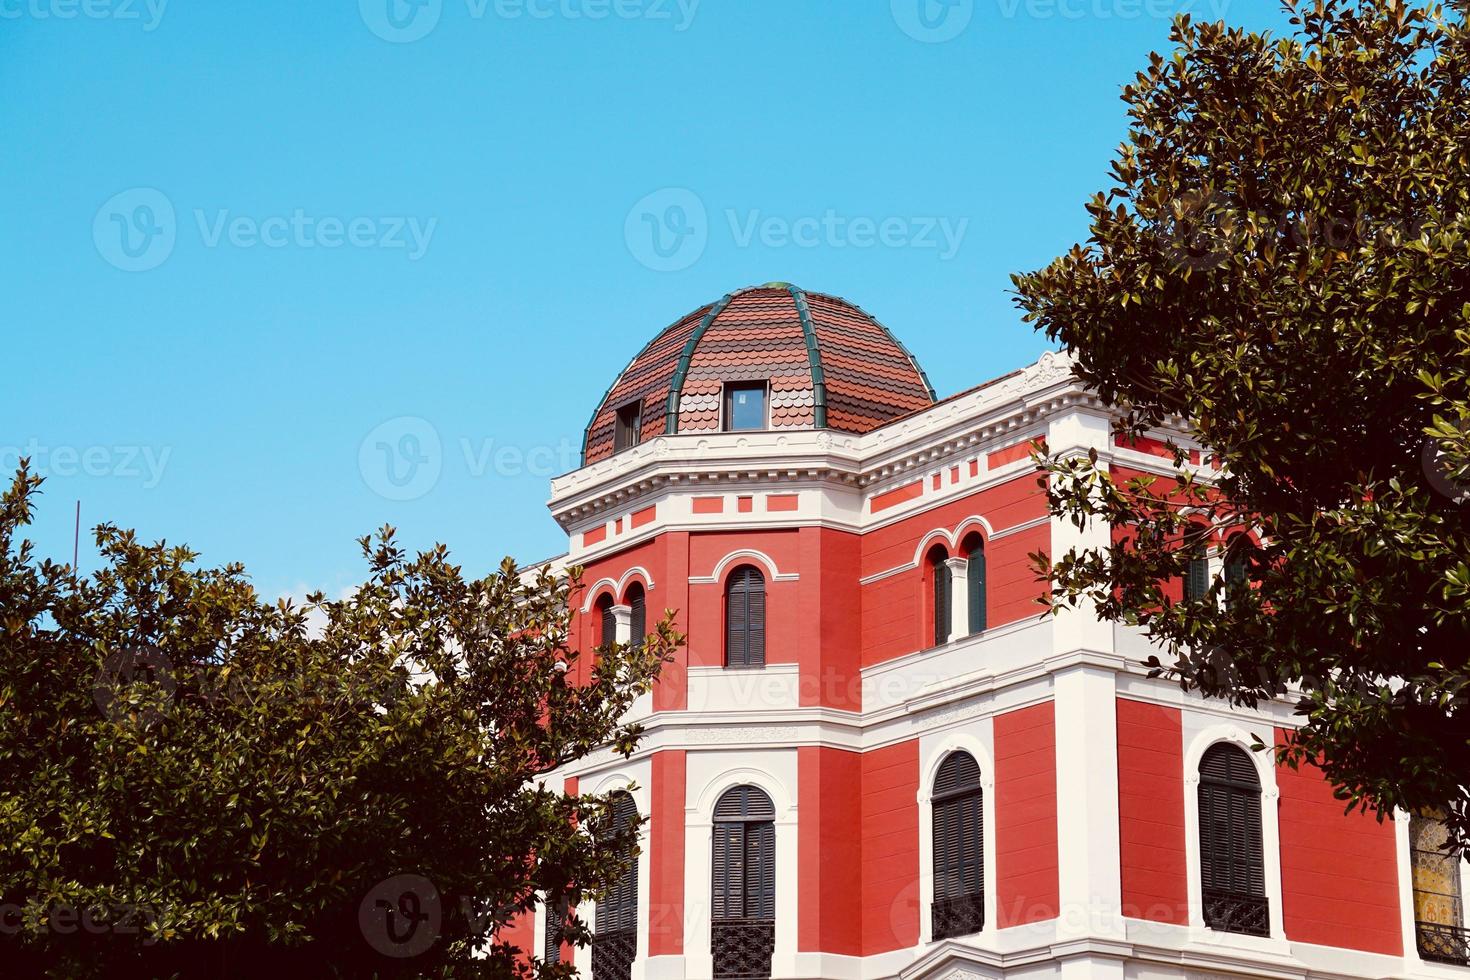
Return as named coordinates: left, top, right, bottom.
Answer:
left=547, top=351, right=1086, bottom=529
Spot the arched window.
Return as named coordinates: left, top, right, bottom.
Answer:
left=711, top=785, right=775, bottom=980
left=724, top=567, right=765, bottom=669
left=596, top=593, right=616, bottom=648
left=1411, top=811, right=1470, bottom=963
left=961, top=533, right=987, bottom=635
left=1198, top=743, right=1268, bottom=935
left=593, top=792, right=640, bottom=980
left=932, top=751, right=985, bottom=939
left=1223, top=535, right=1251, bottom=608
left=1183, top=539, right=1210, bottom=602
left=626, top=583, right=646, bottom=650
left=929, top=545, right=951, bottom=647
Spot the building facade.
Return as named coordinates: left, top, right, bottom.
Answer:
left=504, top=284, right=1469, bottom=980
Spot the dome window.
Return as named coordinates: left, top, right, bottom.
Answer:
left=614, top=401, right=642, bottom=452
left=724, top=382, right=768, bottom=431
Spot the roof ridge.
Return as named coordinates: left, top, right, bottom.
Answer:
left=786, top=285, right=828, bottom=428
left=664, top=290, right=737, bottom=433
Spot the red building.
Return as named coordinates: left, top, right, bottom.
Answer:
left=513, top=284, right=1464, bottom=980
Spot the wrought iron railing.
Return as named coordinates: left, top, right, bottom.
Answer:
left=712, top=918, right=775, bottom=979
left=592, top=928, right=637, bottom=980
left=1418, top=921, right=1470, bottom=964
left=1202, top=888, right=1269, bottom=936
left=931, top=893, right=984, bottom=940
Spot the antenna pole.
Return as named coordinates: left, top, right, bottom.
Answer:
left=73, top=500, right=80, bottom=579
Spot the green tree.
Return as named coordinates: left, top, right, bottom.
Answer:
left=1013, top=1, right=1470, bottom=841
left=0, top=462, right=677, bottom=978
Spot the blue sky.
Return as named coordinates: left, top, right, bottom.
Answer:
left=2, top=0, right=1292, bottom=600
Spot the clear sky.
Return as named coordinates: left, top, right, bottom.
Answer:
left=3, top=0, right=1293, bottom=601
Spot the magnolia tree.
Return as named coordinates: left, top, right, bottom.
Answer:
left=1014, top=0, right=1470, bottom=842
left=0, top=462, right=677, bottom=978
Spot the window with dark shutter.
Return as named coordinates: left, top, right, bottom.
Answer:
left=626, top=584, right=646, bottom=650
left=963, top=535, right=987, bottom=635
left=598, top=594, right=616, bottom=648
left=725, top=567, right=765, bottom=669
left=931, top=751, right=985, bottom=939
left=544, top=892, right=568, bottom=964
left=593, top=792, right=640, bottom=980
left=1197, top=743, right=1269, bottom=936
left=930, top=546, right=951, bottom=647
left=711, top=785, right=775, bottom=979
left=615, top=401, right=642, bottom=452
left=1183, top=546, right=1211, bottom=602
left=1411, top=811, right=1470, bottom=963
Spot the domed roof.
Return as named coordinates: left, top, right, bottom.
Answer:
left=582, top=284, right=936, bottom=464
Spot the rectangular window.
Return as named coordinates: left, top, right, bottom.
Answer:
left=724, top=382, right=767, bottom=432
left=615, top=401, right=642, bottom=452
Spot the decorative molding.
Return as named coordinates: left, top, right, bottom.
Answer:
left=579, top=565, right=655, bottom=611
left=688, top=549, right=799, bottom=584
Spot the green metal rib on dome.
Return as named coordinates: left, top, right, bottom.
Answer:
left=663, top=289, right=736, bottom=434
left=787, top=284, right=828, bottom=429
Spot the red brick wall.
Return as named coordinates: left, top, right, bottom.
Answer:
left=995, top=701, right=1059, bottom=926
left=1116, top=699, right=1187, bottom=923
left=1276, top=733, right=1402, bottom=955
left=860, top=740, right=920, bottom=953
left=648, top=751, right=686, bottom=955
left=798, top=747, right=863, bottom=954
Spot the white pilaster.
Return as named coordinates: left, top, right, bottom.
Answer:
left=1052, top=664, right=1123, bottom=940
left=611, top=604, right=632, bottom=645
left=945, top=556, right=969, bottom=643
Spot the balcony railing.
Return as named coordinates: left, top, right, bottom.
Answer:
left=592, top=928, right=637, bottom=980
left=1418, top=921, right=1470, bottom=965
left=1202, top=888, right=1269, bottom=937
left=932, top=893, right=985, bottom=940
left=712, top=918, right=775, bottom=980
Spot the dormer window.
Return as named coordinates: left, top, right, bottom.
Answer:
left=614, top=401, right=642, bottom=452
left=724, top=382, right=767, bottom=431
